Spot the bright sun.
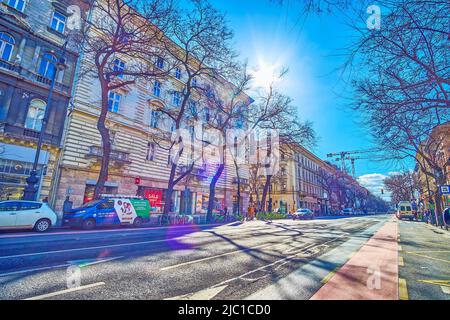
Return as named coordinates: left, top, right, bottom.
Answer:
left=252, top=61, right=278, bottom=89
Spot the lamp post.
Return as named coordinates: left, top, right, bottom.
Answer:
left=23, top=42, right=68, bottom=201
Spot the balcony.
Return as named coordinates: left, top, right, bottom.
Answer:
left=0, top=123, right=60, bottom=146
left=0, top=59, right=20, bottom=73
left=86, top=146, right=131, bottom=165
left=232, top=177, right=249, bottom=185
left=0, top=63, right=71, bottom=95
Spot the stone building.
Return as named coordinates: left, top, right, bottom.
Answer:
left=259, top=143, right=332, bottom=214
left=52, top=2, right=252, bottom=217
left=0, top=0, right=89, bottom=200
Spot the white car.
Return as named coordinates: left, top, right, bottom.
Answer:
left=293, top=208, right=314, bottom=220
left=0, top=200, right=57, bottom=232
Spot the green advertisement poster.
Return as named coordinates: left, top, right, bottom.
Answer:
left=130, top=199, right=150, bottom=218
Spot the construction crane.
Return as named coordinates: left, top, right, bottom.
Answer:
left=327, top=148, right=381, bottom=177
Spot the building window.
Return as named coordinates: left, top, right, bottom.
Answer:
left=204, top=107, right=210, bottom=122
left=172, top=91, right=181, bottom=106
left=38, top=53, right=57, bottom=79
left=0, top=32, right=15, bottom=61
left=146, top=142, right=156, bottom=161
left=6, top=0, right=26, bottom=12
left=175, top=68, right=181, bottom=80
left=155, top=57, right=164, bottom=69
left=151, top=110, right=159, bottom=128
left=113, top=59, right=125, bottom=78
left=50, top=11, right=67, bottom=34
left=25, top=99, right=46, bottom=131
left=108, top=92, right=121, bottom=113
left=153, top=81, right=161, bottom=97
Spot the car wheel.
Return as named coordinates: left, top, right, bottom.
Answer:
left=133, top=217, right=143, bottom=228
left=34, top=219, right=51, bottom=232
left=82, top=219, right=96, bottom=230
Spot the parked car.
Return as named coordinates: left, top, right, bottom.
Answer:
left=63, top=197, right=151, bottom=230
left=341, top=208, right=354, bottom=215
left=293, top=208, right=314, bottom=220
left=0, top=200, right=57, bottom=232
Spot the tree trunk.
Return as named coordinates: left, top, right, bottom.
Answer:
left=93, top=86, right=111, bottom=200
left=260, top=175, right=272, bottom=213
left=207, top=164, right=225, bottom=222
left=164, top=163, right=177, bottom=215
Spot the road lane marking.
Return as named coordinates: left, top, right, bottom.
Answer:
left=165, top=285, right=228, bottom=300
left=398, top=245, right=402, bottom=252
left=405, top=251, right=450, bottom=264
left=418, top=279, right=450, bottom=287
left=398, top=256, right=404, bottom=266
left=399, top=278, right=408, bottom=300
left=0, top=224, right=317, bottom=260
left=68, top=256, right=123, bottom=267
left=0, top=264, right=71, bottom=277
left=214, top=236, right=344, bottom=288
left=160, top=240, right=299, bottom=271
left=24, top=282, right=105, bottom=300
left=321, top=267, right=339, bottom=284
left=0, top=256, right=123, bottom=277
left=0, top=238, right=188, bottom=260
left=160, top=243, right=273, bottom=271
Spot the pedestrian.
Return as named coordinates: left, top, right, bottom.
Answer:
left=63, top=196, right=73, bottom=214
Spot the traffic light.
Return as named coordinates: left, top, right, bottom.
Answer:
left=135, top=177, right=141, bottom=185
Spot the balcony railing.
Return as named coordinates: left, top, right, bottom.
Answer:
left=0, top=59, right=20, bottom=73
left=232, top=177, right=249, bottom=185
left=86, top=146, right=131, bottom=164
left=0, top=63, right=71, bottom=95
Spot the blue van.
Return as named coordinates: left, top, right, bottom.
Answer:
left=63, top=197, right=151, bottom=230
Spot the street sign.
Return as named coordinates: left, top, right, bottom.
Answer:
left=440, top=185, right=450, bottom=194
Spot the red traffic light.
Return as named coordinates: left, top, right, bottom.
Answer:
left=135, top=177, right=141, bottom=185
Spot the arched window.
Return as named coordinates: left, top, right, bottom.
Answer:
left=25, top=99, right=46, bottom=131
left=38, top=53, right=57, bottom=79
left=0, top=32, right=15, bottom=61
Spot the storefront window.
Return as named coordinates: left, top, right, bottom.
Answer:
left=83, top=185, right=118, bottom=204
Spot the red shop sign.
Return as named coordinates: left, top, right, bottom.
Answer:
left=145, top=189, right=163, bottom=208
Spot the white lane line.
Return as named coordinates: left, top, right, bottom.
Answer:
left=160, top=243, right=274, bottom=271
left=0, top=256, right=124, bottom=277
left=24, top=282, right=105, bottom=300
left=0, top=223, right=227, bottom=239
left=0, top=238, right=184, bottom=260
left=0, top=224, right=310, bottom=260
left=0, top=264, right=71, bottom=277
left=216, top=236, right=344, bottom=287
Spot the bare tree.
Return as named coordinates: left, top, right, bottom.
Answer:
left=348, top=1, right=449, bottom=219
left=384, top=171, right=420, bottom=205
left=251, top=89, right=316, bottom=213
left=151, top=0, right=238, bottom=215
left=77, top=0, right=174, bottom=199
left=201, top=64, right=252, bottom=221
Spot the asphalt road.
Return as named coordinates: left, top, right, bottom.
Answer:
left=398, top=219, right=450, bottom=300
left=1, top=214, right=445, bottom=300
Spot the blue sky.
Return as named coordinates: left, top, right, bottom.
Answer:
left=210, top=0, right=412, bottom=199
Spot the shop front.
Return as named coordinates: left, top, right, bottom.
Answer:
left=0, top=143, right=49, bottom=200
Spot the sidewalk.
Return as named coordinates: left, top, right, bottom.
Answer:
left=311, top=219, right=398, bottom=300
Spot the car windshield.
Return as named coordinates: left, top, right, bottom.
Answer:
left=79, top=200, right=103, bottom=209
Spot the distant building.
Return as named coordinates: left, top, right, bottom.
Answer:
left=415, top=121, right=450, bottom=211
left=0, top=0, right=89, bottom=200
left=261, top=143, right=332, bottom=215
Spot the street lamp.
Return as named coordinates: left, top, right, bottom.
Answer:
left=23, top=42, right=68, bottom=201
